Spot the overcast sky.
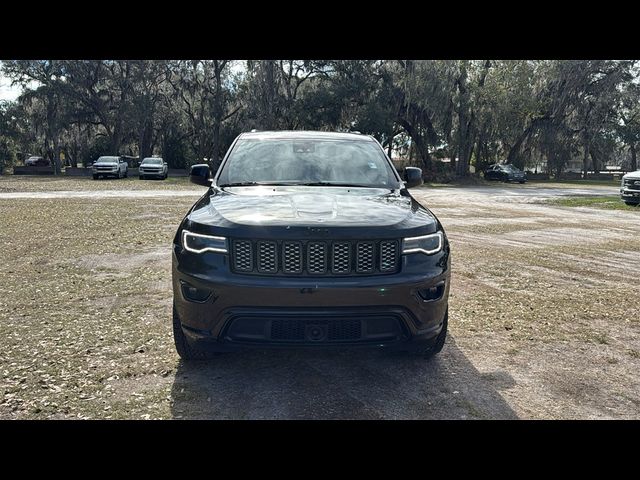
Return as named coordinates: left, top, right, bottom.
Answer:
left=0, top=72, right=21, bottom=102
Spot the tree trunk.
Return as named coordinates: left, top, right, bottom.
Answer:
left=211, top=122, right=221, bottom=173
left=582, top=142, right=590, bottom=179
left=398, top=118, right=432, bottom=176
left=262, top=60, right=278, bottom=129
left=456, top=119, right=474, bottom=177
left=52, top=139, right=62, bottom=175
left=111, top=123, right=123, bottom=155
left=507, top=127, right=532, bottom=166
left=138, top=118, right=153, bottom=161
left=590, top=149, right=600, bottom=176
left=630, top=143, right=637, bottom=171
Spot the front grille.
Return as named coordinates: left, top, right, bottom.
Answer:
left=356, top=242, right=375, bottom=273
left=379, top=241, right=398, bottom=272
left=625, top=179, right=640, bottom=190
left=233, top=240, right=253, bottom=272
left=231, top=239, right=400, bottom=276
left=257, top=241, right=278, bottom=273
left=332, top=242, right=351, bottom=274
left=271, top=319, right=362, bottom=341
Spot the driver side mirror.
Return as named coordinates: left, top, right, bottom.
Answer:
left=403, top=167, right=423, bottom=189
left=190, top=164, right=212, bottom=186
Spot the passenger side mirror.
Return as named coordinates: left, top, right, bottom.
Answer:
left=403, top=167, right=423, bottom=189
left=190, top=164, right=212, bottom=186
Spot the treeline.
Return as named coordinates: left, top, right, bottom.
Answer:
left=1, top=60, right=639, bottom=179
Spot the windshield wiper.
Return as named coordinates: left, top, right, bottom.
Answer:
left=285, top=181, right=377, bottom=188
left=218, top=181, right=386, bottom=188
left=218, top=181, right=290, bottom=187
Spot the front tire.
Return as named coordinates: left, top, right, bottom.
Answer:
left=410, top=310, right=448, bottom=360
left=624, top=201, right=639, bottom=206
left=92, top=174, right=98, bottom=180
left=139, top=175, right=144, bottom=180
left=173, top=304, right=214, bottom=361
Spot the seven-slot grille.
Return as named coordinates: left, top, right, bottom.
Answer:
left=231, top=239, right=400, bottom=276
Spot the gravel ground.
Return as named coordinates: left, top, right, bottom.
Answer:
left=0, top=177, right=638, bottom=419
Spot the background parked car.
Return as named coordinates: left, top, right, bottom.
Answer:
left=92, top=156, right=128, bottom=179
left=484, top=163, right=527, bottom=183
left=139, top=157, right=168, bottom=180
left=25, top=156, right=51, bottom=167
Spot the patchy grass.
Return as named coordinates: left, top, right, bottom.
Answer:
left=1, top=178, right=640, bottom=419
left=544, top=195, right=640, bottom=211
left=0, top=196, right=195, bottom=419
left=531, top=179, right=621, bottom=187
left=0, top=175, right=195, bottom=192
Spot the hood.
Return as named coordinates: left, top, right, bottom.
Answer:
left=623, top=170, right=640, bottom=180
left=184, top=186, right=439, bottom=239
left=94, top=162, right=118, bottom=166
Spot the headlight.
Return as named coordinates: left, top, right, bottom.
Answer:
left=402, top=231, right=443, bottom=255
left=182, top=230, right=227, bottom=254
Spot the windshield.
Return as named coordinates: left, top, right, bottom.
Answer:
left=96, top=156, right=119, bottom=163
left=503, top=164, right=519, bottom=172
left=142, top=158, right=163, bottom=165
left=217, top=138, right=399, bottom=188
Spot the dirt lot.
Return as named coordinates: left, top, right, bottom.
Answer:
left=0, top=176, right=638, bottom=419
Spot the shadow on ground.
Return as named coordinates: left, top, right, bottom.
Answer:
left=169, top=336, right=517, bottom=419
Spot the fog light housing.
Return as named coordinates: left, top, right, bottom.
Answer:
left=180, top=280, right=213, bottom=302
left=417, top=282, right=445, bottom=302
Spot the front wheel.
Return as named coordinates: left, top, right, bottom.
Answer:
left=519, top=180, right=526, bottom=184
left=92, top=174, right=98, bottom=180
left=124, top=170, right=128, bottom=178
left=624, top=201, right=639, bottom=206
left=409, top=311, right=448, bottom=360
left=139, top=175, right=144, bottom=180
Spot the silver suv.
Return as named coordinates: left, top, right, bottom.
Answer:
left=621, top=170, right=640, bottom=205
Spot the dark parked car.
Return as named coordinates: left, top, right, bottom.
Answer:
left=25, top=156, right=50, bottom=167
left=484, top=163, right=527, bottom=183
left=172, top=131, right=450, bottom=360
left=620, top=170, right=640, bottom=205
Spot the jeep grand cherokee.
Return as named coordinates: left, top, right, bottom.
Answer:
left=172, top=131, right=450, bottom=360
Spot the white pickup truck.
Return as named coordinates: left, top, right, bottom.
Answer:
left=621, top=170, right=640, bottom=205
left=92, top=156, right=128, bottom=179
left=138, top=157, right=168, bottom=180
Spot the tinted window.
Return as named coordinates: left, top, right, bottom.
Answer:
left=218, top=138, right=398, bottom=187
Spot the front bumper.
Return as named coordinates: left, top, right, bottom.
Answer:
left=140, top=169, right=165, bottom=177
left=621, top=188, right=640, bottom=201
left=93, top=169, right=119, bottom=176
left=172, top=246, right=450, bottom=351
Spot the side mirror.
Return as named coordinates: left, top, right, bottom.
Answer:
left=190, top=164, right=212, bottom=186
left=404, top=167, right=423, bottom=189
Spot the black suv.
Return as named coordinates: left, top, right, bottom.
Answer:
left=172, top=131, right=450, bottom=360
